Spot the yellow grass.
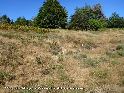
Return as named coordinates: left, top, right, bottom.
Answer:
left=0, top=29, right=124, bottom=93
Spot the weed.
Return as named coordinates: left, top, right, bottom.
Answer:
left=121, top=79, right=124, bottom=86
left=83, top=40, right=98, bottom=50
left=106, top=51, right=118, bottom=58
left=41, top=69, right=50, bottom=75
left=0, top=71, right=15, bottom=85
left=111, top=60, right=120, bottom=65
left=0, top=33, right=13, bottom=39
left=23, top=80, right=39, bottom=87
left=116, top=44, right=124, bottom=50
left=35, top=56, right=45, bottom=65
left=58, top=54, right=65, bottom=62
left=91, top=69, right=108, bottom=79
left=109, top=39, right=122, bottom=44
left=83, top=58, right=100, bottom=67
left=117, top=50, right=124, bottom=57
left=99, top=56, right=110, bottom=62
left=74, top=53, right=87, bottom=60
left=106, top=44, right=124, bottom=58
left=59, top=73, right=70, bottom=82
left=51, top=64, right=64, bottom=70
left=118, top=78, right=124, bottom=87
left=49, top=41, right=62, bottom=55
left=118, top=70, right=124, bottom=77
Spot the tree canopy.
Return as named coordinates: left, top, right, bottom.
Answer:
left=107, top=12, right=124, bottom=28
left=15, top=17, right=28, bottom=26
left=34, top=0, right=68, bottom=28
left=69, top=4, right=106, bottom=31
left=0, top=15, right=11, bottom=24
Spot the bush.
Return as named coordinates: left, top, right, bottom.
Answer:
left=116, top=44, right=124, bottom=50
left=83, top=58, right=100, bottom=67
left=0, top=71, right=15, bottom=85
left=91, top=69, right=108, bottom=79
left=88, top=19, right=107, bottom=31
left=0, top=24, right=51, bottom=33
left=106, top=45, right=124, bottom=58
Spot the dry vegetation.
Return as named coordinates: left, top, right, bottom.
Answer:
left=0, top=29, right=124, bottom=93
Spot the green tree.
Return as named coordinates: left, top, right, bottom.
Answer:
left=0, top=15, right=11, bottom=24
left=92, top=4, right=105, bottom=19
left=27, top=20, right=33, bottom=26
left=69, top=6, right=93, bottom=30
left=15, top=17, right=28, bottom=26
left=69, top=4, right=106, bottom=31
left=107, top=12, right=124, bottom=28
left=35, top=0, right=68, bottom=28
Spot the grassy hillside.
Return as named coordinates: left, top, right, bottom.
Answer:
left=0, top=29, right=124, bottom=93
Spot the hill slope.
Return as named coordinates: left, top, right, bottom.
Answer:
left=0, top=29, right=124, bottom=93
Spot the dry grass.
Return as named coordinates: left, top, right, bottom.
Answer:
left=0, top=29, right=124, bottom=93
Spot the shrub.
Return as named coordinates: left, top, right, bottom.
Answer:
left=83, top=58, right=100, bottom=67
left=91, top=69, right=108, bottom=79
left=106, top=45, right=124, bottom=58
left=117, top=50, right=124, bottom=57
left=49, top=41, right=62, bottom=55
left=88, top=19, right=107, bottom=31
left=0, top=71, right=15, bottom=85
left=0, top=23, right=51, bottom=33
left=83, top=41, right=98, bottom=49
left=116, top=44, right=124, bottom=50
left=41, top=69, right=50, bottom=75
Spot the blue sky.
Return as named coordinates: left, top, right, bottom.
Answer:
left=0, top=0, right=124, bottom=20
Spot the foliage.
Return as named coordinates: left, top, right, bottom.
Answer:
left=106, top=44, right=124, bottom=58
left=116, top=44, right=124, bottom=50
left=88, top=19, right=107, bottom=31
left=0, top=15, right=11, bottom=24
left=69, top=4, right=106, bottom=31
left=0, top=23, right=51, bottom=33
left=91, top=69, right=108, bottom=79
left=83, top=58, right=100, bottom=67
left=15, top=17, right=28, bottom=26
left=0, top=71, right=15, bottom=85
left=69, top=6, right=92, bottom=30
left=107, top=12, right=124, bottom=28
left=1, top=3, right=124, bottom=30
left=34, top=0, right=68, bottom=28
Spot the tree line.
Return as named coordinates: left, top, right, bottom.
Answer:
left=0, top=0, right=124, bottom=31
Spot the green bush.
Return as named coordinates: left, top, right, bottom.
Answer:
left=88, top=19, right=107, bottom=31
left=91, top=69, right=108, bottom=79
left=0, top=24, right=51, bottom=33
left=0, top=71, right=15, bottom=85
left=106, top=45, right=124, bottom=58
left=116, top=44, right=124, bottom=50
